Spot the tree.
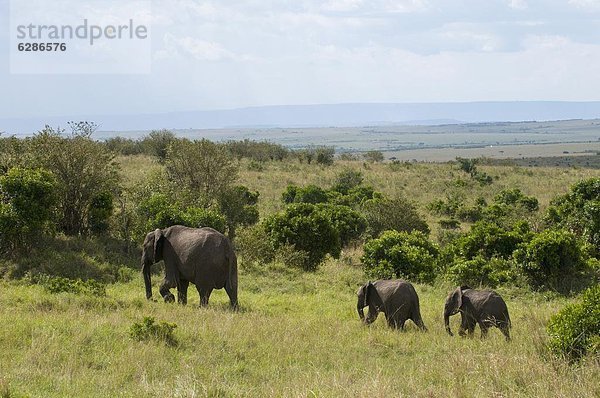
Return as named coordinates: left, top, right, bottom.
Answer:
left=546, top=178, right=600, bottom=255
left=219, top=185, right=260, bottom=239
left=362, top=230, right=439, bottom=283
left=363, top=150, right=384, bottom=163
left=0, top=167, right=58, bottom=252
left=165, top=139, right=239, bottom=204
left=361, top=196, right=430, bottom=237
left=263, top=203, right=340, bottom=270
left=143, top=129, right=176, bottom=162
left=29, top=124, right=119, bottom=236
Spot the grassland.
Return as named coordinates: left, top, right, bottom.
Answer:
left=1, top=156, right=599, bottom=397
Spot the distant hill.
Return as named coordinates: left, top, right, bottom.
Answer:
left=2, top=101, right=600, bottom=135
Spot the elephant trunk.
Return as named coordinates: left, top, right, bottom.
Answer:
left=143, top=262, right=152, bottom=300
left=444, top=311, right=453, bottom=336
left=357, top=304, right=365, bottom=321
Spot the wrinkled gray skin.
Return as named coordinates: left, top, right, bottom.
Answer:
left=444, top=286, right=510, bottom=341
left=141, top=225, right=238, bottom=309
left=356, top=280, right=427, bottom=330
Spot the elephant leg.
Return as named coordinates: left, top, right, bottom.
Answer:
left=479, top=325, right=489, bottom=339
left=177, top=279, right=189, bottom=305
left=412, top=316, right=427, bottom=331
left=458, top=314, right=469, bottom=337
left=499, top=324, right=511, bottom=342
left=197, top=286, right=213, bottom=307
left=467, top=323, right=476, bottom=338
left=365, top=309, right=378, bottom=325
left=159, top=279, right=176, bottom=303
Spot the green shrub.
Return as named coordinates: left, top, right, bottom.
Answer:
left=546, top=178, right=600, bottom=255
left=362, top=230, right=439, bottom=283
left=263, top=203, right=340, bottom=270
left=235, top=224, right=276, bottom=267
left=0, top=167, right=58, bottom=252
left=363, top=150, right=384, bottom=163
left=331, top=168, right=363, bottom=194
left=165, top=138, right=238, bottom=203
left=455, top=221, right=530, bottom=260
left=361, top=196, right=430, bottom=237
left=29, top=124, right=119, bottom=236
left=31, top=274, right=106, bottom=296
left=445, top=256, right=515, bottom=288
left=182, top=207, right=227, bottom=233
left=547, top=285, right=600, bottom=361
left=282, top=184, right=328, bottom=204
left=129, top=317, right=178, bottom=346
left=88, top=191, right=114, bottom=234
left=494, top=188, right=539, bottom=212
left=137, top=193, right=226, bottom=234
left=517, top=229, right=584, bottom=284
left=141, top=129, right=176, bottom=162
left=315, top=204, right=366, bottom=246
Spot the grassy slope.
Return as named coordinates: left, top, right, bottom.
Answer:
left=1, top=156, right=599, bottom=397
left=1, top=262, right=598, bottom=397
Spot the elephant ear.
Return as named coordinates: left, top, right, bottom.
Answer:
left=452, top=286, right=463, bottom=310
left=364, top=281, right=373, bottom=307
left=153, top=229, right=164, bottom=262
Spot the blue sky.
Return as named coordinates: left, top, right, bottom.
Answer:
left=1, top=0, right=600, bottom=118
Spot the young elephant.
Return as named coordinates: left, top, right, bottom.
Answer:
left=356, top=280, right=427, bottom=330
left=444, top=286, right=511, bottom=341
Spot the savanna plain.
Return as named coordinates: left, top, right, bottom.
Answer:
left=1, top=151, right=599, bottom=397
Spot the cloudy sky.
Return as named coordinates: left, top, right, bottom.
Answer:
left=1, top=0, right=600, bottom=118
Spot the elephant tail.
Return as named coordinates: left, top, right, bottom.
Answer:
left=225, top=240, right=238, bottom=309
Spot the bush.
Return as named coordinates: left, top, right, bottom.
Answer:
left=445, top=256, right=515, bottom=288
left=455, top=221, right=531, bottom=260
left=362, top=230, right=439, bottom=283
left=546, top=178, right=600, bottom=255
left=517, top=229, right=585, bottom=284
left=219, top=185, right=260, bottom=239
left=235, top=224, right=276, bottom=267
left=87, top=191, right=114, bottom=234
left=28, top=124, right=119, bottom=236
left=0, top=167, right=58, bottom=252
left=361, top=197, right=430, bottom=237
left=332, top=168, right=364, bottom=194
left=30, top=274, right=106, bottom=296
left=363, top=150, right=384, bottom=163
left=282, top=184, right=328, bottom=204
left=225, top=139, right=289, bottom=161
left=494, top=188, right=539, bottom=212
left=315, top=203, right=367, bottom=246
left=137, top=193, right=226, bottom=235
left=142, top=129, right=176, bottom=161
left=129, top=317, right=177, bottom=346
left=547, top=285, right=600, bottom=362
left=165, top=139, right=238, bottom=204
left=263, top=203, right=340, bottom=270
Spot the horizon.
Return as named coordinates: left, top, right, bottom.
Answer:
left=3, top=1, right=600, bottom=120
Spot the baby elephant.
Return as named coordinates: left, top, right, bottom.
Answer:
left=357, top=280, right=427, bottom=330
left=444, top=285, right=511, bottom=341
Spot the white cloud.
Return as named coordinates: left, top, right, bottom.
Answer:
left=508, top=0, right=528, bottom=10
left=568, top=0, right=600, bottom=10
left=155, top=33, right=235, bottom=61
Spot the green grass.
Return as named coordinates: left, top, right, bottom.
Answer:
left=0, top=260, right=598, bottom=397
left=1, top=156, right=598, bottom=396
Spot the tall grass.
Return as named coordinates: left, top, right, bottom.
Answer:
left=0, top=259, right=598, bottom=397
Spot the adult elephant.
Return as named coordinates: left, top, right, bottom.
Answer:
left=141, top=225, right=238, bottom=309
left=356, top=280, right=427, bottom=330
left=444, top=285, right=510, bottom=341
